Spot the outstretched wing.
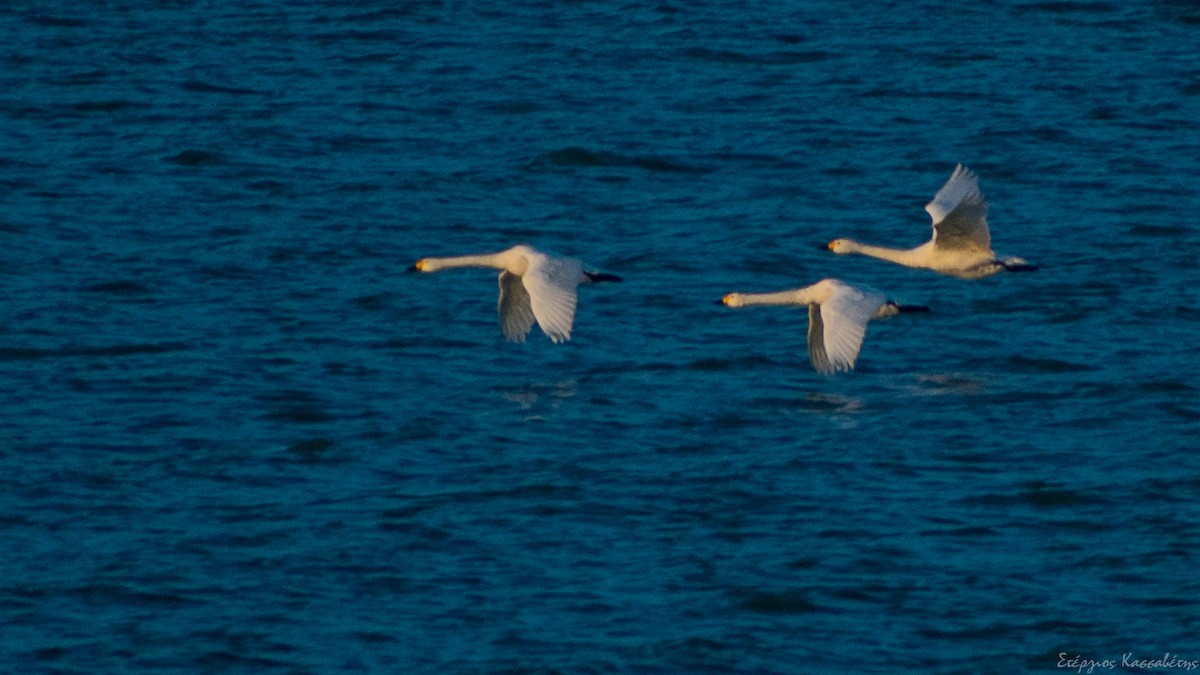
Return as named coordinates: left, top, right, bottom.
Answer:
left=806, top=304, right=833, bottom=374
left=926, top=164, right=990, bottom=252
left=521, top=253, right=582, bottom=343
left=498, top=271, right=536, bottom=342
left=811, top=283, right=885, bottom=373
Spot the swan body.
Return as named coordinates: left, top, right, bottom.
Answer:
left=410, top=244, right=620, bottom=343
left=719, top=278, right=927, bottom=374
left=826, top=164, right=1036, bottom=279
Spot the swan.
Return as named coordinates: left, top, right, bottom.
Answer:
left=825, top=164, right=1037, bottom=279
left=409, top=244, right=621, bottom=343
left=718, top=278, right=928, bottom=373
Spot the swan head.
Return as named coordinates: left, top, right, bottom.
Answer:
left=720, top=293, right=745, bottom=308
left=826, top=239, right=855, bottom=255
left=410, top=255, right=451, bottom=271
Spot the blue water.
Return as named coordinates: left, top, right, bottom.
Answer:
left=3, top=1, right=1200, bottom=672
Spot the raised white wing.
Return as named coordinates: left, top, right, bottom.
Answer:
left=925, top=164, right=990, bottom=252
left=521, top=253, right=582, bottom=343
left=809, top=283, right=885, bottom=373
left=497, top=271, right=535, bottom=342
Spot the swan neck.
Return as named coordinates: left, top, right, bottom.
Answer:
left=848, top=242, right=925, bottom=268
left=735, top=290, right=810, bottom=307
left=421, top=253, right=504, bottom=272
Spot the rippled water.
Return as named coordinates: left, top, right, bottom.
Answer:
left=3, top=1, right=1200, bottom=672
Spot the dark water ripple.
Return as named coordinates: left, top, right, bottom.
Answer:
left=3, top=0, right=1200, bottom=672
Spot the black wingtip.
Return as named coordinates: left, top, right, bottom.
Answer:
left=1005, top=264, right=1039, bottom=273
left=898, top=304, right=931, bottom=314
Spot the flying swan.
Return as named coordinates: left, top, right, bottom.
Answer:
left=719, top=279, right=928, bottom=373
left=410, top=244, right=621, bottom=343
left=824, top=164, right=1037, bottom=279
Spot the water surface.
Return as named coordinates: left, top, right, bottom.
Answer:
left=3, top=1, right=1199, bottom=672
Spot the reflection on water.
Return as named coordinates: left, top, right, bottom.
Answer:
left=804, top=392, right=865, bottom=430
left=767, top=392, right=868, bottom=430
left=904, top=373, right=987, bottom=397
left=499, top=379, right=579, bottom=420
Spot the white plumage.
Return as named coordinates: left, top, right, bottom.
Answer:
left=412, top=244, right=619, bottom=343
left=719, top=278, right=927, bottom=374
left=826, top=164, right=1036, bottom=279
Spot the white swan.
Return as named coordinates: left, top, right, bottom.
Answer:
left=410, top=244, right=621, bottom=343
left=719, top=278, right=928, bottom=374
left=825, top=164, right=1037, bottom=279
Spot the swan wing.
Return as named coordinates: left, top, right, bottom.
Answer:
left=806, top=304, right=834, bottom=374
left=497, top=271, right=536, bottom=342
left=926, top=164, right=991, bottom=252
left=811, top=283, right=884, bottom=373
left=522, top=253, right=582, bottom=343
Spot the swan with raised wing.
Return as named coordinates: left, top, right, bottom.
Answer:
left=825, top=164, right=1037, bottom=279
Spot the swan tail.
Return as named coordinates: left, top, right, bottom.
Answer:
left=582, top=272, right=623, bottom=284
left=873, top=301, right=931, bottom=319
left=1001, top=262, right=1038, bottom=273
